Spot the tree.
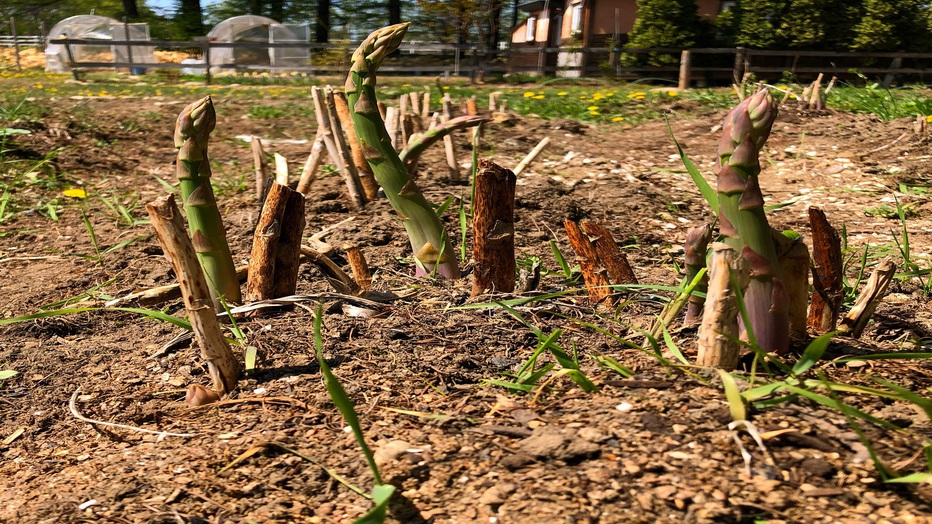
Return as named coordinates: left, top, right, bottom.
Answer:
left=176, top=0, right=205, bottom=37
left=623, top=0, right=700, bottom=66
left=123, top=0, right=140, bottom=19
left=852, top=0, right=928, bottom=51
left=734, top=0, right=788, bottom=49
left=315, top=0, right=329, bottom=42
left=775, top=0, right=858, bottom=50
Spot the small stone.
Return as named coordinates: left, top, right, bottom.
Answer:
left=374, top=440, right=411, bottom=467
left=800, top=456, right=835, bottom=478
left=478, top=482, right=516, bottom=506
left=499, top=453, right=535, bottom=471
left=578, top=427, right=609, bottom=443
left=519, top=427, right=566, bottom=459
left=558, top=438, right=600, bottom=461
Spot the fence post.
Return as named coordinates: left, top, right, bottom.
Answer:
left=205, top=41, right=212, bottom=85
left=883, top=57, right=902, bottom=88
left=195, top=37, right=211, bottom=85
left=63, top=38, right=80, bottom=81
left=678, top=49, right=691, bottom=89
left=10, top=17, right=20, bottom=71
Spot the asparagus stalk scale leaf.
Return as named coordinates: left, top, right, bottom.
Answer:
left=175, top=96, right=242, bottom=304
left=344, top=23, right=460, bottom=279
left=715, top=90, right=788, bottom=354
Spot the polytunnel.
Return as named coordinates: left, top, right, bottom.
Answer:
left=206, top=15, right=309, bottom=72
left=45, top=15, right=156, bottom=73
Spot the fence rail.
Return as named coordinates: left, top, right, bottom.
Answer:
left=0, top=35, right=42, bottom=47
left=37, top=38, right=932, bottom=85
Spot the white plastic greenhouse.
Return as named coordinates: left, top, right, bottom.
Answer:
left=45, top=15, right=156, bottom=73
left=206, top=15, right=309, bottom=72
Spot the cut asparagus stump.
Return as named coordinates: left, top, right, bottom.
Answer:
left=146, top=194, right=240, bottom=396
left=175, top=96, right=242, bottom=306
left=345, top=23, right=459, bottom=279
left=715, top=90, right=788, bottom=355
left=472, top=160, right=517, bottom=296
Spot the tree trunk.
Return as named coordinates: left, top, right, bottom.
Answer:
left=488, top=0, right=503, bottom=59
left=122, top=0, right=139, bottom=19
left=388, top=0, right=401, bottom=25
left=269, top=0, right=285, bottom=22
left=177, top=0, right=205, bottom=37
left=316, top=0, right=330, bottom=43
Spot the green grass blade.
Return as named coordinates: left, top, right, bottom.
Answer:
left=791, top=331, right=836, bottom=376
left=483, top=378, right=536, bottom=392
left=352, top=484, right=396, bottom=524
left=718, top=370, right=747, bottom=422
left=101, top=235, right=147, bottom=255
left=550, top=240, right=573, bottom=278
left=661, top=322, right=689, bottom=365
left=667, top=118, right=717, bottom=213
left=832, top=353, right=932, bottom=363
left=593, top=353, right=634, bottom=377
left=458, top=199, right=467, bottom=263
left=313, top=304, right=383, bottom=485
left=885, top=473, right=932, bottom=484
left=0, top=306, right=191, bottom=330
left=869, top=377, right=932, bottom=419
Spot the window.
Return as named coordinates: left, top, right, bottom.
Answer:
left=526, top=16, right=537, bottom=41
left=570, top=4, right=583, bottom=35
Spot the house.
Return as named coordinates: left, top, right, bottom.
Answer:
left=510, top=0, right=728, bottom=75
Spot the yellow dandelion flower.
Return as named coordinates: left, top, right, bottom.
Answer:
left=63, top=188, right=87, bottom=199
left=589, top=111, right=599, bottom=115
left=532, top=95, right=545, bottom=99
left=592, top=93, right=604, bottom=100
left=557, top=91, right=568, bottom=96
left=667, top=91, right=679, bottom=96
left=523, top=91, right=535, bottom=98
left=34, top=84, right=43, bottom=89
left=612, top=116, right=624, bottom=122
left=777, top=85, right=788, bottom=90
left=627, top=91, right=647, bottom=99
left=635, top=95, right=646, bottom=100
left=587, top=105, right=598, bottom=110
left=926, top=115, right=932, bottom=123
left=443, top=86, right=450, bottom=90
left=579, top=95, right=587, bottom=99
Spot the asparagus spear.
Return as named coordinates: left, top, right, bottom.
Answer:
left=715, top=90, right=788, bottom=354
left=175, top=96, right=242, bottom=304
left=344, top=23, right=460, bottom=279
left=683, top=223, right=712, bottom=326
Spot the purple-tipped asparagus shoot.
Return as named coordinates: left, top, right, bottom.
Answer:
left=715, top=90, right=789, bottom=354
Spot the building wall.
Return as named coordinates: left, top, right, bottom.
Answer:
left=587, top=0, right=638, bottom=38
left=696, top=0, right=723, bottom=18
left=512, top=9, right=552, bottom=44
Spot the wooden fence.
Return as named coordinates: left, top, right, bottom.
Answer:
left=40, top=37, right=932, bottom=85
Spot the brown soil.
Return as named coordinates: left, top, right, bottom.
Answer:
left=1, top=90, right=932, bottom=523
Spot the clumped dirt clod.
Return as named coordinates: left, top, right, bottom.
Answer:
left=1, top=93, right=932, bottom=523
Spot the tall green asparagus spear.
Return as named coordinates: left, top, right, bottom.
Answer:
left=344, top=23, right=460, bottom=279
left=715, top=89, right=788, bottom=354
left=175, top=96, right=242, bottom=304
